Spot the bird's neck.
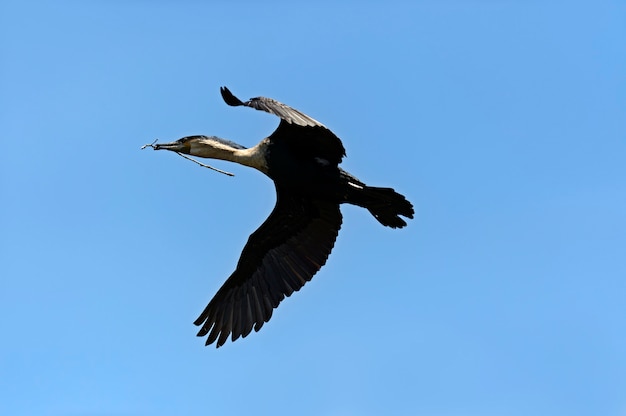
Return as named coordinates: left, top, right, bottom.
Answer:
left=191, top=138, right=269, bottom=174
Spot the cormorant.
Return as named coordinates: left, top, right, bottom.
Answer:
left=147, top=87, right=414, bottom=347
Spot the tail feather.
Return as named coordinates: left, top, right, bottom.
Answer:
left=348, top=184, right=415, bottom=228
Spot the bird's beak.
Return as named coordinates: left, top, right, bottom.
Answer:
left=153, top=140, right=190, bottom=154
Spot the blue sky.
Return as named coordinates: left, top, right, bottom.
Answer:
left=1, top=1, right=625, bottom=415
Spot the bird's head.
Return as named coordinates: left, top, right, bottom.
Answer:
left=150, top=135, right=246, bottom=158
left=142, top=135, right=255, bottom=176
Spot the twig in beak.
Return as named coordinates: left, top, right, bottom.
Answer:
left=141, top=139, right=234, bottom=176
left=141, top=139, right=158, bottom=150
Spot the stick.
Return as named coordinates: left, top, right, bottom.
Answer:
left=140, top=139, right=158, bottom=150
left=174, top=152, right=235, bottom=177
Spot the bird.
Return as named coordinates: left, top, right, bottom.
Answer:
left=147, top=86, right=414, bottom=347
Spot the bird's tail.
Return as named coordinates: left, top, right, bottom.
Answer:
left=345, top=180, right=414, bottom=229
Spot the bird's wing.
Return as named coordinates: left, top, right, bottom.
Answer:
left=221, top=86, right=326, bottom=127
left=220, top=86, right=346, bottom=165
left=194, top=188, right=343, bottom=347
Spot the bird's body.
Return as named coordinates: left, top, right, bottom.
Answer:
left=150, top=87, right=414, bottom=347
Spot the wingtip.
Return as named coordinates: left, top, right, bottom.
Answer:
left=220, top=86, right=245, bottom=107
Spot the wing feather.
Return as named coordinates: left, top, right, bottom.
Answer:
left=194, top=188, right=343, bottom=347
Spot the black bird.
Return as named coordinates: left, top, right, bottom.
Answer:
left=148, top=87, right=414, bottom=347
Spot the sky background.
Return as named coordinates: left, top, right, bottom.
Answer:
left=1, top=1, right=625, bottom=415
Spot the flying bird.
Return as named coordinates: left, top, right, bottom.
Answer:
left=147, top=87, right=414, bottom=347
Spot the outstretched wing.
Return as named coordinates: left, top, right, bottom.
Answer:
left=194, top=186, right=343, bottom=347
left=221, top=86, right=324, bottom=128
left=220, top=86, right=346, bottom=165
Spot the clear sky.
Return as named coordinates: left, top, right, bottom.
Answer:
left=1, top=1, right=625, bottom=415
